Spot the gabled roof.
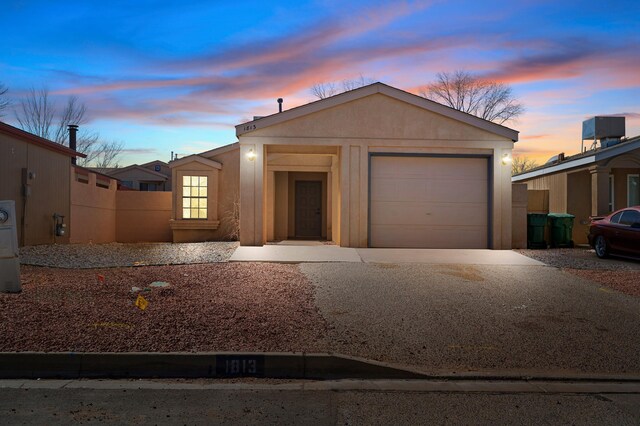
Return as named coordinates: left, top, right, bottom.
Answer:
left=169, top=154, right=223, bottom=169
left=140, top=159, right=169, bottom=168
left=512, top=134, right=640, bottom=182
left=197, top=142, right=239, bottom=159
left=0, top=121, right=87, bottom=158
left=105, top=164, right=169, bottom=180
left=235, top=82, right=519, bottom=141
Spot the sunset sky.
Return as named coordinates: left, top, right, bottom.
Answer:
left=1, top=0, right=639, bottom=165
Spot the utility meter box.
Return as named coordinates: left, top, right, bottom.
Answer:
left=0, top=200, right=21, bottom=293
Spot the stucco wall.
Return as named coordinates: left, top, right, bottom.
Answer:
left=70, top=168, right=117, bottom=243
left=116, top=191, right=172, bottom=242
left=0, top=132, right=71, bottom=246
left=239, top=93, right=514, bottom=248
left=170, top=146, right=240, bottom=242
left=612, top=168, right=640, bottom=209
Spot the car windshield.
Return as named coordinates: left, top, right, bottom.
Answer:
left=619, top=210, right=640, bottom=226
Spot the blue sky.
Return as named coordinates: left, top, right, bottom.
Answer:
left=1, top=0, right=639, bottom=164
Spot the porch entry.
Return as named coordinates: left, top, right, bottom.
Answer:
left=295, top=180, right=322, bottom=238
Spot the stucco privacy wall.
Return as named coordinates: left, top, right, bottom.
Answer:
left=239, top=91, right=516, bottom=248
left=70, top=168, right=172, bottom=243
left=116, top=191, right=172, bottom=243
left=70, top=168, right=117, bottom=243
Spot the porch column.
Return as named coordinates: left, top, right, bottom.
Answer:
left=590, top=166, right=610, bottom=216
left=239, top=143, right=264, bottom=245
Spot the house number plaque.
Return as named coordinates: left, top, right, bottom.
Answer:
left=216, top=355, right=264, bottom=377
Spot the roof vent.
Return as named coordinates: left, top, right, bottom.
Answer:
left=277, top=98, right=283, bottom=113
left=581, top=116, right=625, bottom=151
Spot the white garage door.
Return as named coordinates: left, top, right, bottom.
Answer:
left=370, top=155, right=489, bottom=248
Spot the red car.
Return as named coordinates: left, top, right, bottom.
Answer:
left=588, top=206, right=640, bottom=259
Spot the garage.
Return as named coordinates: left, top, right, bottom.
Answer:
left=369, top=154, right=490, bottom=248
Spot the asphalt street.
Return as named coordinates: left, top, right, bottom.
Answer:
left=1, top=380, right=639, bottom=425
left=302, top=263, right=640, bottom=375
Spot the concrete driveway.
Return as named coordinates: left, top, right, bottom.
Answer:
left=230, top=246, right=543, bottom=266
left=301, top=262, right=640, bottom=376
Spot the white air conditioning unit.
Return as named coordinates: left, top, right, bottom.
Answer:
left=0, top=200, right=21, bottom=293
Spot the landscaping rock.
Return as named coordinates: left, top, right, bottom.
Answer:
left=19, top=242, right=239, bottom=269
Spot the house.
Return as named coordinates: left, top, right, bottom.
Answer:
left=170, top=83, right=518, bottom=248
left=0, top=121, right=85, bottom=246
left=512, top=116, right=640, bottom=244
left=95, top=160, right=172, bottom=191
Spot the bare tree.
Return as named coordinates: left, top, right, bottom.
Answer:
left=0, top=83, right=9, bottom=118
left=421, top=70, right=524, bottom=124
left=311, top=81, right=338, bottom=100
left=311, top=75, right=376, bottom=99
left=512, top=155, right=539, bottom=175
left=15, top=87, right=56, bottom=138
left=14, top=86, right=122, bottom=166
left=92, top=140, right=124, bottom=168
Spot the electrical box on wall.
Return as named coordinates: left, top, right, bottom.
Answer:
left=0, top=200, right=21, bottom=293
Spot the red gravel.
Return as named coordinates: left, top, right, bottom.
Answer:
left=564, top=268, right=640, bottom=298
left=0, top=264, right=328, bottom=352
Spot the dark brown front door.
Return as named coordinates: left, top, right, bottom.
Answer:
left=295, top=181, right=322, bottom=238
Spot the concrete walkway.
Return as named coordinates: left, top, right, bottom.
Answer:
left=230, top=246, right=545, bottom=266
left=230, top=245, right=362, bottom=263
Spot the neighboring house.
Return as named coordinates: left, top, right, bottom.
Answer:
left=0, top=121, right=85, bottom=246
left=95, top=160, right=172, bottom=191
left=170, top=83, right=518, bottom=248
left=513, top=117, right=640, bottom=244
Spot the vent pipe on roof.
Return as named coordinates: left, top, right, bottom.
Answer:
left=277, top=98, right=283, bottom=113
left=68, top=125, right=78, bottom=165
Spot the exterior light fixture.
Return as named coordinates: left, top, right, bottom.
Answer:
left=246, top=149, right=257, bottom=161
left=502, top=153, right=512, bottom=165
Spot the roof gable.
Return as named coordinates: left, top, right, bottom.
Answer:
left=0, top=121, right=87, bottom=158
left=169, top=155, right=223, bottom=169
left=108, top=164, right=169, bottom=180
left=236, top=83, right=519, bottom=141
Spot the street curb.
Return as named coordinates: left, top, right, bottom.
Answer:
left=0, top=352, right=427, bottom=380
left=2, top=352, right=640, bottom=382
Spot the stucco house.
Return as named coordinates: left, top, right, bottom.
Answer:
left=513, top=118, right=640, bottom=244
left=95, top=160, right=172, bottom=191
left=0, top=121, right=85, bottom=246
left=170, top=83, right=518, bottom=248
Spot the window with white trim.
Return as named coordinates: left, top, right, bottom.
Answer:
left=628, top=174, right=639, bottom=207
left=182, top=176, right=208, bottom=219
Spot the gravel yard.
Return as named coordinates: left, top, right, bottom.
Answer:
left=19, top=242, right=239, bottom=268
left=516, top=247, right=640, bottom=270
left=517, top=248, right=640, bottom=298
left=0, top=263, right=328, bottom=352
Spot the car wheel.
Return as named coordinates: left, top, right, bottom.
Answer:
left=594, top=236, right=609, bottom=259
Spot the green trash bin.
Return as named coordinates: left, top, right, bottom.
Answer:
left=547, top=213, right=575, bottom=248
left=527, top=213, right=548, bottom=249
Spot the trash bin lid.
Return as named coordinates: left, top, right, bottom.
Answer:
left=547, top=213, right=575, bottom=218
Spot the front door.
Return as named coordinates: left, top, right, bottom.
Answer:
left=295, top=181, right=322, bottom=238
